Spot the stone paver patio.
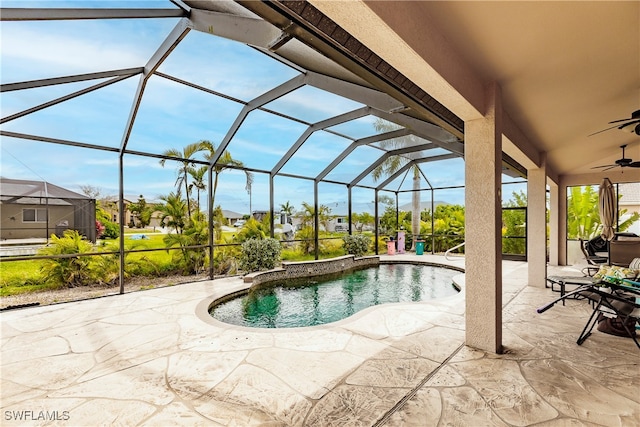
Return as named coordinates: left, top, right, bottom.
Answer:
left=1, top=255, right=638, bottom=426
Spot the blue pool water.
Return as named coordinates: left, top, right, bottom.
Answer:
left=210, top=263, right=460, bottom=328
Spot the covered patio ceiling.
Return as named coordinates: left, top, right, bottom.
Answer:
left=1, top=0, right=531, bottom=206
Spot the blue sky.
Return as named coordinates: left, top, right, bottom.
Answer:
left=1, top=1, right=527, bottom=215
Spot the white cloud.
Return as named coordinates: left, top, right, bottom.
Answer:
left=3, top=29, right=136, bottom=77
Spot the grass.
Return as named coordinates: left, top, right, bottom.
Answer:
left=0, top=231, right=369, bottom=297
left=0, top=232, right=171, bottom=296
left=0, top=260, right=49, bottom=296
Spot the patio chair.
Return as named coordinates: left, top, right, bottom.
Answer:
left=538, top=279, right=640, bottom=349
left=579, top=238, right=608, bottom=276
left=545, top=274, right=599, bottom=304
left=545, top=258, right=640, bottom=304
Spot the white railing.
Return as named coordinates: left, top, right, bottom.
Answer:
left=445, top=241, right=465, bottom=260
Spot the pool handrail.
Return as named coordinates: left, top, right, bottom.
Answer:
left=445, top=241, right=465, bottom=260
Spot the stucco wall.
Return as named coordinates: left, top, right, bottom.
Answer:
left=0, top=204, right=75, bottom=240
left=244, top=255, right=380, bottom=285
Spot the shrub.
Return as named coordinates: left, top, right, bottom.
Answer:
left=213, top=245, right=239, bottom=275
left=163, top=218, right=209, bottom=274
left=96, top=220, right=106, bottom=239
left=234, top=217, right=268, bottom=242
left=39, top=230, right=95, bottom=287
left=239, top=238, right=281, bottom=272
left=342, top=234, right=371, bottom=257
left=102, top=221, right=120, bottom=239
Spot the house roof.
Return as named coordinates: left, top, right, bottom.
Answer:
left=0, top=178, right=91, bottom=205
left=221, top=209, right=244, bottom=219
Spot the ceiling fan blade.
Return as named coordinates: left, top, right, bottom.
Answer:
left=591, top=164, right=616, bottom=169
left=629, top=161, right=640, bottom=168
left=608, top=117, right=633, bottom=124
left=588, top=124, right=620, bottom=136
left=609, top=109, right=640, bottom=124
left=602, top=165, right=618, bottom=172
left=618, top=119, right=640, bottom=130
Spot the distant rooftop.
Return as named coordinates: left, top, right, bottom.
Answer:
left=0, top=178, right=91, bottom=205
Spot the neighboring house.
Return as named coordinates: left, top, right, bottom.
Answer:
left=101, top=195, right=163, bottom=229
left=100, top=197, right=134, bottom=227
left=251, top=210, right=269, bottom=222
left=0, top=178, right=96, bottom=242
left=330, top=216, right=350, bottom=232
left=222, top=210, right=244, bottom=226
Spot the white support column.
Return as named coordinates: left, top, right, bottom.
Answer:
left=527, top=154, right=547, bottom=287
left=464, top=82, right=503, bottom=353
left=548, top=180, right=560, bottom=266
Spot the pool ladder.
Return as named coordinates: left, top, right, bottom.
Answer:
left=444, top=241, right=465, bottom=261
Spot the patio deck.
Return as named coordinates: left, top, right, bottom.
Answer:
left=1, top=255, right=638, bottom=426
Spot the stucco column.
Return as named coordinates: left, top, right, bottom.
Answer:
left=548, top=181, right=560, bottom=266
left=464, top=82, right=503, bottom=353
left=527, top=154, right=547, bottom=286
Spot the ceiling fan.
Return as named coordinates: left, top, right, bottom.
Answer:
left=591, top=144, right=640, bottom=171
left=589, top=109, right=640, bottom=136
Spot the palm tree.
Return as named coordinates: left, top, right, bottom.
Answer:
left=298, top=201, right=331, bottom=254
left=280, top=201, right=295, bottom=218
left=371, top=119, right=423, bottom=250
left=245, top=171, right=254, bottom=214
left=200, top=140, right=253, bottom=215
left=300, top=202, right=331, bottom=230
left=158, top=192, right=187, bottom=234
left=566, top=186, right=600, bottom=240
left=159, top=141, right=208, bottom=219
left=188, top=165, right=208, bottom=213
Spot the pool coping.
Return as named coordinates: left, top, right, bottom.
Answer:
left=195, top=256, right=466, bottom=332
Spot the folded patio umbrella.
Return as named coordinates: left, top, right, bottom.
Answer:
left=599, top=177, right=615, bottom=241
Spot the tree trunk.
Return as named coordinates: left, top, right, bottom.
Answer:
left=411, top=172, right=420, bottom=251
left=183, top=171, right=191, bottom=220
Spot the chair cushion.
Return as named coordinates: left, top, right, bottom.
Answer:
left=594, top=265, right=638, bottom=283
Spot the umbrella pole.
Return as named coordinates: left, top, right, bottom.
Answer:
left=615, top=182, right=619, bottom=233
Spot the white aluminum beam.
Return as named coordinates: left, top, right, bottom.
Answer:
left=1, top=68, right=143, bottom=93
left=415, top=153, right=459, bottom=164
left=371, top=109, right=463, bottom=154
left=188, top=8, right=283, bottom=48
left=0, top=8, right=185, bottom=21
left=349, top=144, right=441, bottom=187
left=1, top=74, right=134, bottom=125
left=375, top=161, right=414, bottom=190
left=120, top=18, right=191, bottom=152
left=271, top=107, right=371, bottom=175
left=209, top=74, right=306, bottom=166
left=305, top=71, right=404, bottom=114
left=1, top=130, right=119, bottom=152
left=314, top=128, right=411, bottom=182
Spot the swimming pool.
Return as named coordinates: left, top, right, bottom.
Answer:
left=210, top=263, right=460, bottom=328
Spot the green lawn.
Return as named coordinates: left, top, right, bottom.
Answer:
left=0, top=260, right=46, bottom=296
left=1, top=232, right=171, bottom=296
left=0, top=231, right=373, bottom=297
